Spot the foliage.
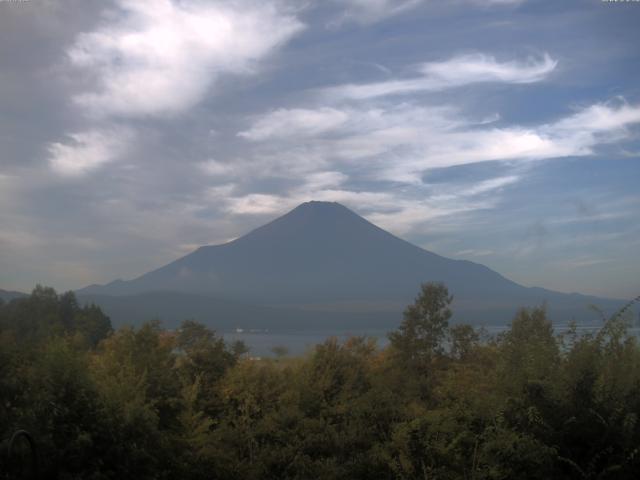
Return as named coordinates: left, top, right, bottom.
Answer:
left=388, top=282, right=453, bottom=369
left=1, top=285, right=639, bottom=479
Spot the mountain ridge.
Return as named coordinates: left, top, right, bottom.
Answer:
left=0, top=288, right=28, bottom=302
left=77, top=201, right=627, bottom=328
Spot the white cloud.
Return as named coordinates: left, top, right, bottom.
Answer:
left=435, top=175, right=521, bottom=199
left=231, top=84, right=640, bottom=235
left=471, top=0, right=524, bottom=5
left=456, top=249, right=495, bottom=257
left=199, top=159, right=237, bottom=177
left=219, top=165, right=508, bottom=238
left=47, top=0, right=303, bottom=177
left=303, top=171, right=349, bottom=190
left=239, top=103, right=459, bottom=145
left=48, top=128, right=131, bottom=176
left=328, top=53, right=557, bottom=100
left=69, top=0, right=303, bottom=117
left=328, top=0, right=526, bottom=26
left=239, top=107, right=349, bottom=141
left=240, top=96, right=640, bottom=188
left=420, top=53, right=556, bottom=85
left=225, top=193, right=290, bottom=215
left=550, top=101, right=640, bottom=137
left=330, top=0, right=423, bottom=25
left=361, top=102, right=640, bottom=181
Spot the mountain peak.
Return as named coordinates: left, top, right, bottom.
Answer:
left=236, top=200, right=379, bottom=246
left=299, top=200, right=339, bottom=207
left=296, top=200, right=344, bottom=209
left=288, top=200, right=353, bottom=217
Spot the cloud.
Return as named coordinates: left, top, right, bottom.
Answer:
left=433, top=175, right=521, bottom=199
left=455, top=249, right=495, bottom=257
left=471, top=0, right=524, bottom=5
left=46, top=0, right=303, bottom=177
left=67, top=0, right=303, bottom=118
left=555, top=257, right=611, bottom=269
left=239, top=103, right=459, bottom=145
left=224, top=193, right=288, bottom=215
left=239, top=107, right=349, bottom=141
left=328, top=53, right=557, bottom=100
left=239, top=96, right=640, bottom=187
left=218, top=166, right=512, bottom=238
left=328, top=0, right=526, bottom=26
left=232, top=68, right=640, bottom=239
left=48, top=127, right=132, bottom=176
left=550, top=101, right=640, bottom=135
left=421, top=52, right=556, bottom=85
left=503, top=100, right=640, bottom=168
left=199, top=159, right=237, bottom=177
left=329, top=0, right=423, bottom=25
left=1, top=0, right=637, bottom=302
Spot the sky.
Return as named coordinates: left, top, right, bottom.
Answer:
left=0, top=0, right=639, bottom=299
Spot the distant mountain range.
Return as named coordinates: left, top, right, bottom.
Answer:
left=75, top=201, right=627, bottom=330
left=0, top=289, right=27, bottom=302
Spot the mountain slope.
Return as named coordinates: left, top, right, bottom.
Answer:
left=78, top=201, right=626, bottom=327
left=80, top=202, right=523, bottom=301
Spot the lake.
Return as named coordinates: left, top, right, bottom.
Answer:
left=223, top=323, right=640, bottom=358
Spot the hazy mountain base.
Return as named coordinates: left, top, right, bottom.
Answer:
left=0, top=289, right=27, bottom=303
left=77, top=201, right=630, bottom=328
left=77, top=290, right=627, bottom=332
left=1, top=285, right=639, bottom=479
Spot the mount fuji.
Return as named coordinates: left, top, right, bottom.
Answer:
left=77, top=201, right=625, bottom=330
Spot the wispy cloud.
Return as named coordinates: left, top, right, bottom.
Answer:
left=234, top=51, right=640, bottom=236
left=430, top=175, right=521, bottom=200
left=455, top=249, right=495, bottom=257
left=239, top=96, right=640, bottom=187
left=327, top=53, right=557, bottom=100
left=218, top=169, right=512, bottom=237
left=328, top=0, right=525, bottom=26
left=239, top=107, right=349, bottom=141
left=555, top=257, right=611, bottom=270
left=329, top=0, right=423, bottom=25
left=547, top=101, right=640, bottom=150
left=471, top=0, right=525, bottom=5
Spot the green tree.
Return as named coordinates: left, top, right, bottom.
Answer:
left=0, top=287, right=111, bottom=348
left=74, top=303, right=113, bottom=347
left=497, top=306, right=559, bottom=395
left=449, top=323, right=480, bottom=361
left=388, top=282, right=453, bottom=368
left=176, top=320, right=242, bottom=417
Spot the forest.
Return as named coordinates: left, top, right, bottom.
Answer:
left=1, top=284, right=639, bottom=479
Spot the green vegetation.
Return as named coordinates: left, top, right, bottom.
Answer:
left=1, top=283, right=639, bottom=479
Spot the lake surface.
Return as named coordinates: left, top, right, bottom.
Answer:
left=223, top=324, right=640, bottom=358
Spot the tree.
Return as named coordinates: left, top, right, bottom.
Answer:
left=74, top=303, right=113, bottom=347
left=497, top=306, right=559, bottom=394
left=388, top=282, right=453, bottom=368
left=175, top=320, right=242, bottom=417
left=449, top=323, right=479, bottom=361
